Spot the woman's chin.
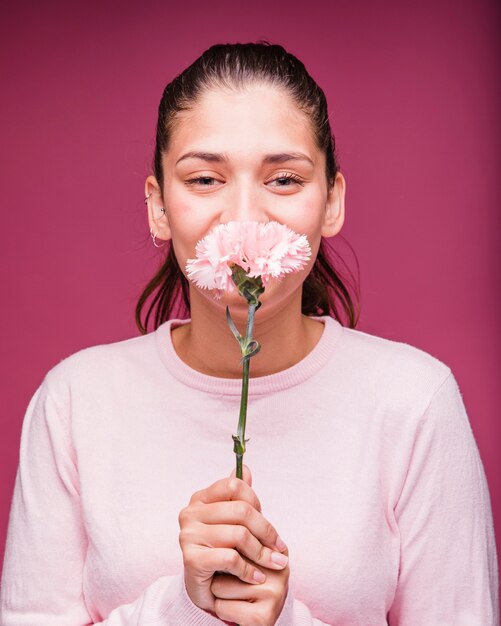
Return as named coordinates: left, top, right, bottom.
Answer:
left=214, top=290, right=254, bottom=311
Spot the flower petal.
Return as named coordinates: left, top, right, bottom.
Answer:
left=185, top=220, right=311, bottom=295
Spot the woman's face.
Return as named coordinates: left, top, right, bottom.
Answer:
left=146, top=83, right=345, bottom=315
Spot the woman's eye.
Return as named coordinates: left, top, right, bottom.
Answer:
left=268, top=173, right=304, bottom=188
left=185, top=176, right=222, bottom=187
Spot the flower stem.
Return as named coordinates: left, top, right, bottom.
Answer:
left=233, top=302, right=258, bottom=480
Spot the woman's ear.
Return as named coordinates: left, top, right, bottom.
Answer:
left=321, top=172, right=346, bottom=238
left=145, top=175, right=171, bottom=242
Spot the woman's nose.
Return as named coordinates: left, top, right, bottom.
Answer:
left=221, top=180, right=268, bottom=223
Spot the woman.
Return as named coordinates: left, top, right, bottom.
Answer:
left=0, top=42, right=498, bottom=625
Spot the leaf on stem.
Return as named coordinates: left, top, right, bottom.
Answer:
left=230, top=264, right=265, bottom=307
left=226, top=306, right=243, bottom=343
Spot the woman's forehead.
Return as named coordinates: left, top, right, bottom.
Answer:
left=166, top=84, right=318, bottom=160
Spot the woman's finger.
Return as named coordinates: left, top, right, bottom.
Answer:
left=211, top=573, right=261, bottom=600
left=182, top=500, right=286, bottom=552
left=185, top=546, right=267, bottom=585
left=213, top=598, right=263, bottom=625
left=196, top=524, right=288, bottom=571
left=190, top=475, right=261, bottom=512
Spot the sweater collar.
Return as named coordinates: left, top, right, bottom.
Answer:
left=154, top=315, right=344, bottom=396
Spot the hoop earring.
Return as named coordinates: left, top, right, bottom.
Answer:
left=150, top=227, right=166, bottom=248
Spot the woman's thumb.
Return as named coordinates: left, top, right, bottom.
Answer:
left=230, top=463, right=252, bottom=486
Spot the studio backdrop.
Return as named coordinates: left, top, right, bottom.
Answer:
left=0, top=0, right=499, bottom=576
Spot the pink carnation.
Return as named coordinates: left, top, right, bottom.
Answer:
left=185, top=220, right=312, bottom=297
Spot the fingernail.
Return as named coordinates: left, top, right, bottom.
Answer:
left=253, top=570, right=266, bottom=583
left=275, top=536, right=287, bottom=551
left=271, top=551, right=289, bottom=567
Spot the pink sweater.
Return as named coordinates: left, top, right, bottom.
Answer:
left=0, top=316, right=498, bottom=624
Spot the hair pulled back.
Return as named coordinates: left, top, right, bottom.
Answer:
left=136, top=42, right=360, bottom=334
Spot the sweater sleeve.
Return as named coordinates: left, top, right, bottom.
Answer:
left=387, top=371, right=499, bottom=625
left=0, top=380, right=227, bottom=626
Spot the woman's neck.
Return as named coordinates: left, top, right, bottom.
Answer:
left=171, top=291, right=325, bottom=379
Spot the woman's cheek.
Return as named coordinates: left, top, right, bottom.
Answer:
left=283, top=195, right=328, bottom=237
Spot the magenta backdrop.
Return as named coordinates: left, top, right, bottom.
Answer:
left=1, top=0, right=500, bottom=582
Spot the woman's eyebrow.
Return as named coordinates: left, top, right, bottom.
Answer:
left=263, top=152, right=314, bottom=166
left=176, top=151, right=226, bottom=165
left=176, top=151, right=314, bottom=166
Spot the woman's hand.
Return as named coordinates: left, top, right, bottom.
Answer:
left=178, top=465, right=289, bottom=615
left=210, top=548, right=290, bottom=626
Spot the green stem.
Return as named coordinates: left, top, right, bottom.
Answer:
left=227, top=294, right=260, bottom=626
left=233, top=304, right=257, bottom=626
left=233, top=303, right=257, bottom=479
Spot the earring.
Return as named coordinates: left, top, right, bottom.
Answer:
left=150, top=227, right=166, bottom=248
left=144, top=193, right=151, bottom=204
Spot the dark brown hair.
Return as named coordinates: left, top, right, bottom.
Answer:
left=136, top=42, right=360, bottom=334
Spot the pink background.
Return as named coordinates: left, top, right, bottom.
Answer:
left=1, top=0, right=500, bottom=586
